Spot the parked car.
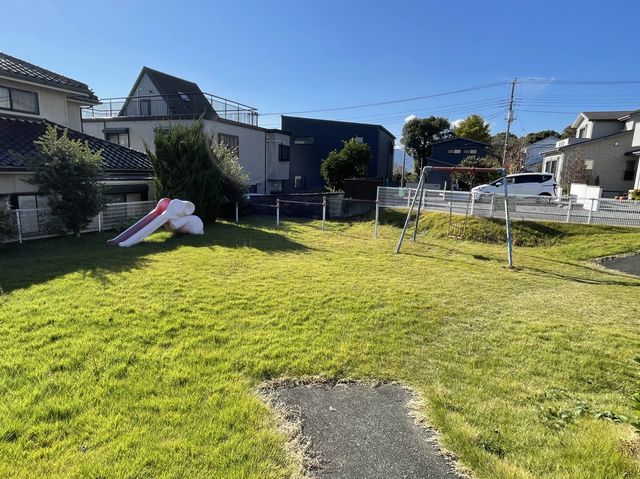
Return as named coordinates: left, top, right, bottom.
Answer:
left=472, top=173, right=557, bottom=198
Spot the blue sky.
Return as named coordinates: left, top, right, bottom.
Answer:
left=2, top=0, right=639, bottom=141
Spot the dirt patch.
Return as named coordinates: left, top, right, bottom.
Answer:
left=261, top=380, right=465, bottom=479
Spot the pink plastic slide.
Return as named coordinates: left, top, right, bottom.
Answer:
left=107, top=198, right=204, bottom=247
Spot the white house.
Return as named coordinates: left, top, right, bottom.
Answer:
left=0, top=52, right=154, bottom=209
left=524, top=136, right=558, bottom=171
left=541, top=111, right=639, bottom=196
left=82, top=67, right=291, bottom=194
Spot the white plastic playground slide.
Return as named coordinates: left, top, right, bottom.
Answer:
left=108, top=198, right=204, bottom=247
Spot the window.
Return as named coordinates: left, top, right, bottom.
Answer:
left=578, top=127, right=587, bottom=138
left=139, top=99, right=151, bottom=116
left=0, top=85, right=39, bottom=114
left=278, top=144, right=290, bottom=161
left=293, top=137, right=315, bottom=145
left=447, top=149, right=462, bottom=154
left=106, top=132, right=130, bottom=148
left=177, top=91, right=190, bottom=101
left=219, top=133, right=240, bottom=152
left=469, top=149, right=477, bottom=154
left=294, top=176, right=303, bottom=189
left=623, top=160, right=637, bottom=181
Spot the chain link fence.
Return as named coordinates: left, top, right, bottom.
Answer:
left=377, top=187, right=640, bottom=228
left=3, top=200, right=157, bottom=244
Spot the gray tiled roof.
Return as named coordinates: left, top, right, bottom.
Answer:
left=581, top=111, right=633, bottom=121
left=0, top=52, right=98, bottom=101
left=0, top=115, right=151, bottom=171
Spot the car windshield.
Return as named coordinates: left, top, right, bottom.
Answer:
left=490, top=177, right=514, bottom=186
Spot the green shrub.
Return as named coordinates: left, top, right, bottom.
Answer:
left=26, top=126, right=105, bottom=237
left=148, top=121, right=247, bottom=223
left=0, top=199, right=12, bottom=240
left=320, top=138, right=371, bottom=191
left=630, top=189, right=640, bottom=201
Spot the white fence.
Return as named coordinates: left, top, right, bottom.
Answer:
left=3, top=200, right=157, bottom=243
left=377, top=187, right=640, bottom=228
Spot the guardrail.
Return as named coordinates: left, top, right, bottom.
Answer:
left=3, top=200, right=157, bottom=244
left=377, top=187, right=640, bottom=228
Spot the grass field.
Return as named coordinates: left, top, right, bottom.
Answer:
left=1, top=215, right=639, bottom=478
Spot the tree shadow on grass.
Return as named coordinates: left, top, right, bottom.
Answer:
left=401, top=242, right=640, bottom=287
left=0, top=222, right=308, bottom=293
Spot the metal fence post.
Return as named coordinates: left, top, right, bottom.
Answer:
left=276, top=198, right=280, bottom=226
left=489, top=194, right=495, bottom=218
left=565, top=198, right=572, bottom=223
left=98, top=211, right=103, bottom=232
left=374, top=200, right=380, bottom=238
left=588, top=198, right=594, bottom=224
left=321, top=196, right=327, bottom=231
left=235, top=202, right=239, bottom=224
left=15, top=210, right=23, bottom=244
left=470, top=193, right=475, bottom=216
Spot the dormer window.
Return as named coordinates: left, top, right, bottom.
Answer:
left=0, top=86, right=39, bottom=114
left=177, top=91, right=190, bottom=101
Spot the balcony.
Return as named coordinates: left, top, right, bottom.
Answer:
left=82, top=92, right=259, bottom=126
left=556, top=137, right=589, bottom=148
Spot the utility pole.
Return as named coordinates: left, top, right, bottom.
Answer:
left=401, top=149, right=406, bottom=186
left=501, top=78, right=517, bottom=169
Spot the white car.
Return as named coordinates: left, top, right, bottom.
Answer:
left=472, top=173, right=557, bottom=198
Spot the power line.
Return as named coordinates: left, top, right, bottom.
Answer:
left=259, top=81, right=509, bottom=116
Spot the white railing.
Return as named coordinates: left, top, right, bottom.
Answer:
left=377, top=187, right=640, bottom=228
left=3, top=200, right=157, bottom=244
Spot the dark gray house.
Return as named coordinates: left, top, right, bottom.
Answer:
left=281, top=116, right=395, bottom=193
left=426, top=137, right=492, bottom=188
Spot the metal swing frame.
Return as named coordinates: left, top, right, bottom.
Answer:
left=394, top=165, right=514, bottom=268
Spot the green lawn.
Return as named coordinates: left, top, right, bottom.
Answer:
left=0, top=216, right=639, bottom=478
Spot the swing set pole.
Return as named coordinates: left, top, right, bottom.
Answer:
left=395, top=166, right=427, bottom=254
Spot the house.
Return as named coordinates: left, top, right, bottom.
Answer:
left=82, top=67, right=291, bottom=195
left=280, top=116, right=395, bottom=193
left=0, top=52, right=153, bottom=208
left=525, top=137, right=558, bottom=172
left=426, top=137, right=492, bottom=188
left=541, top=111, right=639, bottom=196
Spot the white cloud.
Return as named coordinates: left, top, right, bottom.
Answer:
left=450, top=118, right=463, bottom=128
left=404, top=114, right=417, bottom=123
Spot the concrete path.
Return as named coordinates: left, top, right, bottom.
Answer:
left=272, top=383, right=462, bottom=479
left=600, top=253, right=640, bottom=276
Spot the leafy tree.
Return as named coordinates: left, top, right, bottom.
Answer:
left=490, top=131, right=518, bottom=158
left=525, top=130, right=560, bottom=145
left=560, top=125, right=576, bottom=139
left=503, top=137, right=528, bottom=174
left=148, top=121, right=247, bottom=223
left=401, top=116, right=451, bottom=173
left=26, top=126, right=104, bottom=237
left=320, top=138, right=371, bottom=191
left=560, top=148, right=588, bottom=191
left=213, top=140, right=249, bottom=218
left=454, top=156, right=502, bottom=190
left=0, top=199, right=11, bottom=240
left=452, top=114, right=492, bottom=143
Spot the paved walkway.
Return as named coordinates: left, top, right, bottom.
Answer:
left=600, top=253, right=640, bottom=276
left=273, top=383, right=462, bottom=479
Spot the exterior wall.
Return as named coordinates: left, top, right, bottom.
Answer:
left=265, top=131, right=291, bottom=194
left=376, top=129, right=395, bottom=180
left=0, top=77, right=83, bottom=129
left=83, top=117, right=273, bottom=194
left=205, top=120, right=268, bottom=193
left=589, top=120, right=624, bottom=139
left=0, top=172, right=38, bottom=195
left=122, top=72, right=169, bottom=117
left=281, top=116, right=394, bottom=194
left=545, top=131, right=634, bottom=196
